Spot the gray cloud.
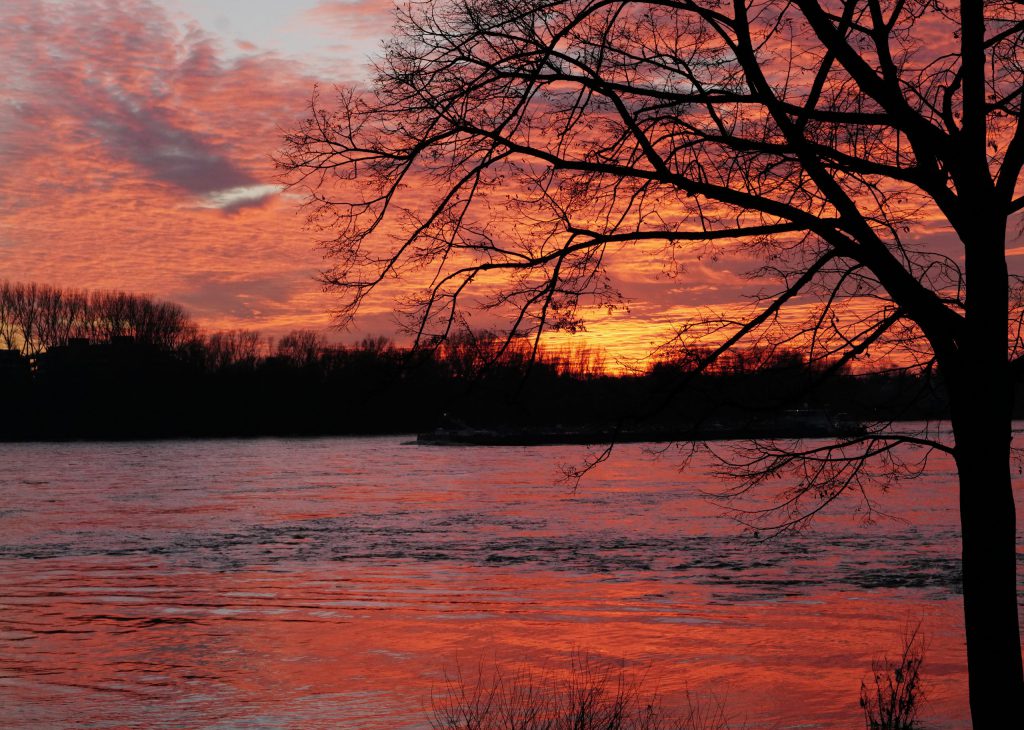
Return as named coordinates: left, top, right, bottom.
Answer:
left=173, top=272, right=310, bottom=322
left=3, top=0, right=263, bottom=197
left=84, top=103, right=258, bottom=195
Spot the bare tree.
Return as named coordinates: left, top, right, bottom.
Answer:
left=276, top=329, right=327, bottom=366
left=35, top=285, right=92, bottom=350
left=203, top=329, right=267, bottom=370
left=280, top=1, right=1024, bottom=723
left=0, top=282, right=22, bottom=352
left=0, top=282, right=198, bottom=355
left=8, top=282, right=42, bottom=356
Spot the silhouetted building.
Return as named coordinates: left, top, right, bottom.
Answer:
left=0, top=349, right=30, bottom=383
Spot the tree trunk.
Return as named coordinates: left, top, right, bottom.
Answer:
left=949, top=373, right=1024, bottom=727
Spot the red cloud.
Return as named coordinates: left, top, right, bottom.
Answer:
left=0, top=0, right=342, bottom=336
left=2, top=0, right=922, bottom=362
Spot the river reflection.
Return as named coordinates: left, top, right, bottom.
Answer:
left=0, top=435, right=1011, bottom=728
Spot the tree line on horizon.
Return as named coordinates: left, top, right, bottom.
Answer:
left=0, top=280, right=611, bottom=375
left=0, top=279, right=849, bottom=377
left=0, top=281, right=954, bottom=440
left=0, top=281, right=194, bottom=356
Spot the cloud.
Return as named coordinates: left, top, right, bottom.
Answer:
left=84, top=103, right=258, bottom=195
left=0, top=1, right=299, bottom=201
left=173, top=271, right=309, bottom=321
left=199, top=184, right=283, bottom=212
left=0, top=0, right=845, bottom=361
left=304, top=0, right=398, bottom=37
left=0, top=0, right=334, bottom=336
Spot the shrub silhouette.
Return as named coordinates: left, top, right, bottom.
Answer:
left=860, top=626, right=926, bottom=730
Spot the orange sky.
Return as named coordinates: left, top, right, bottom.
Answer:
left=1, top=1, right=1021, bottom=366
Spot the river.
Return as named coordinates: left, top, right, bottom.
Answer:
left=0, top=434, right=1014, bottom=728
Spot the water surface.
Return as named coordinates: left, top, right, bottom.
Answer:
left=0, top=435, right=1013, bottom=728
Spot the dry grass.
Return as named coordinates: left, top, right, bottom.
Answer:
left=429, top=653, right=730, bottom=730
left=430, top=633, right=930, bottom=730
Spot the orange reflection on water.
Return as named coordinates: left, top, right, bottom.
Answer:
left=0, top=435, right=1006, bottom=728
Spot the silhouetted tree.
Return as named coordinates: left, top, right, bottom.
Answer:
left=87, top=290, right=196, bottom=349
left=202, top=329, right=267, bottom=370
left=0, top=282, right=197, bottom=355
left=0, top=283, right=21, bottom=352
left=276, top=329, right=327, bottom=366
left=357, top=335, right=395, bottom=355
left=280, top=1, right=1024, bottom=724
left=5, top=282, right=42, bottom=355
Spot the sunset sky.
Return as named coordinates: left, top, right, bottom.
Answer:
left=1, top=1, right=385, bottom=338
left=1, top=0, right=1014, bottom=365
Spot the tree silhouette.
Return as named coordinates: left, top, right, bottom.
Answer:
left=276, top=329, right=327, bottom=367
left=0, top=281, right=196, bottom=355
left=279, top=1, right=1024, bottom=724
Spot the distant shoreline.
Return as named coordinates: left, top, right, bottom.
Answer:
left=1, top=419, right=964, bottom=446
left=0, top=313, right=974, bottom=444
left=416, top=415, right=869, bottom=446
